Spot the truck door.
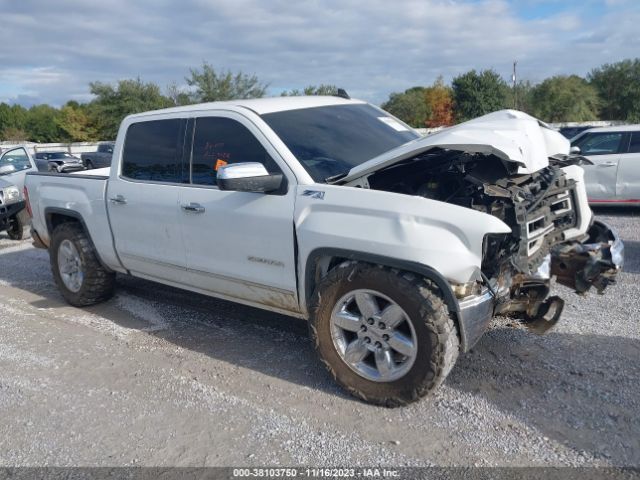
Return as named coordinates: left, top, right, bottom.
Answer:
left=616, top=131, right=640, bottom=203
left=0, top=147, right=38, bottom=193
left=575, top=131, right=625, bottom=202
left=106, top=117, right=190, bottom=283
left=178, top=113, right=299, bottom=313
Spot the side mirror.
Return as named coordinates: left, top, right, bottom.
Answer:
left=217, top=162, right=283, bottom=193
left=570, top=146, right=581, bottom=154
left=0, top=164, right=16, bottom=175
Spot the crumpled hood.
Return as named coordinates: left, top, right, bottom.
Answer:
left=339, top=110, right=570, bottom=183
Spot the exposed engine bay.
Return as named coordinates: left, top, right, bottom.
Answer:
left=349, top=148, right=623, bottom=333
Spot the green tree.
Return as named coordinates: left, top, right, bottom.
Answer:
left=529, top=75, right=600, bottom=122
left=1, top=127, right=29, bottom=142
left=280, top=84, right=339, bottom=96
left=505, top=80, right=534, bottom=114
left=25, top=104, right=62, bottom=142
left=185, top=63, right=268, bottom=103
left=88, top=78, right=172, bottom=139
left=381, top=87, right=430, bottom=127
left=589, top=59, right=640, bottom=122
left=452, top=69, right=509, bottom=122
left=0, top=103, right=28, bottom=136
left=57, top=103, right=97, bottom=142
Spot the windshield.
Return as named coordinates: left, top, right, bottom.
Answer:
left=49, top=152, right=74, bottom=159
left=262, top=104, right=419, bottom=182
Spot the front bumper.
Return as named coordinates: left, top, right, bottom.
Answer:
left=457, top=289, right=495, bottom=351
left=0, top=200, right=26, bottom=230
left=551, top=220, right=624, bottom=294
left=56, top=163, right=86, bottom=173
left=456, top=220, right=623, bottom=351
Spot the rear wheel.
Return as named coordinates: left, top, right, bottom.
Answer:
left=50, top=222, right=115, bottom=306
left=85, top=159, right=94, bottom=170
left=310, top=262, right=459, bottom=407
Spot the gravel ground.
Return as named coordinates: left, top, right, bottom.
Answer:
left=0, top=209, right=638, bottom=467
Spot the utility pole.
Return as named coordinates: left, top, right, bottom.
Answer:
left=512, top=60, right=518, bottom=110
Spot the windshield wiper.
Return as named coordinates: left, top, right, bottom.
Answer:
left=325, top=171, right=349, bottom=183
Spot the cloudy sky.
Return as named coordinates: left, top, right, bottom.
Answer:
left=0, top=0, right=638, bottom=107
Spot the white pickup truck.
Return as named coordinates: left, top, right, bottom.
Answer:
left=25, top=96, right=623, bottom=406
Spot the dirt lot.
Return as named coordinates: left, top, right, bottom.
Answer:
left=0, top=210, right=638, bottom=467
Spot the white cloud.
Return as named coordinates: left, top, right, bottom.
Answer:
left=0, top=0, right=638, bottom=106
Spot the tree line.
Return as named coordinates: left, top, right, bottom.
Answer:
left=384, top=58, right=640, bottom=128
left=1, top=59, right=639, bottom=143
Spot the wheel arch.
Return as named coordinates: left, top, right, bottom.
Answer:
left=44, top=207, right=114, bottom=273
left=303, top=247, right=461, bottom=324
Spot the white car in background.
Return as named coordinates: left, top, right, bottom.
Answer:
left=571, top=125, right=640, bottom=205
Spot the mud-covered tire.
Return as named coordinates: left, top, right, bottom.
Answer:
left=7, top=210, right=28, bottom=240
left=50, top=222, right=115, bottom=307
left=309, top=262, right=459, bottom=407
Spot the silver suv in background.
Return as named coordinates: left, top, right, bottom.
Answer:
left=571, top=125, right=640, bottom=205
left=35, top=151, right=85, bottom=173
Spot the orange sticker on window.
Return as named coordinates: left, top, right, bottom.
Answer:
left=214, top=159, right=228, bottom=171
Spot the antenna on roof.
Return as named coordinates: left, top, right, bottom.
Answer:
left=336, top=88, right=350, bottom=100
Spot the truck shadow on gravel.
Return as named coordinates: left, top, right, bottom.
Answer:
left=450, top=327, right=640, bottom=465
left=0, top=246, right=638, bottom=464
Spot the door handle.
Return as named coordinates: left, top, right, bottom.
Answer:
left=598, top=162, right=617, bottom=168
left=109, top=194, right=127, bottom=204
left=181, top=202, right=205, bottom=213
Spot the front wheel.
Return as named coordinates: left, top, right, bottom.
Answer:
left=7, top=210, right=28, bottom=240
left=310, top=263, right=459, bottom=407
left=50, top=222, right=115, bottom=306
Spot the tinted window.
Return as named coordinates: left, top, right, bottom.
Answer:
left=122, top=120, right=185, bottom=182
left=262, top=104, right=420, bottom=182
left=573, top=132, right=624, bottom=155
left=191, top=117, right=280, bottom=186
left=628, top=132, right=640, bottom=154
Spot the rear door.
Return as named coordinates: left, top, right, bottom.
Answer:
left=574, top=131, right=626, bottom=202
left=178, top=112, right=299, bottom=313
left=616, top=131, right=640, bottom=203
left=106, top=117, right=190, bottom=283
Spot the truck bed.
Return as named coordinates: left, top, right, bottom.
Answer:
left=25, top=172, right=123, bottom=272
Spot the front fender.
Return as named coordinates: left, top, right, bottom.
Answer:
left=295, top=184, right=511, bottom=304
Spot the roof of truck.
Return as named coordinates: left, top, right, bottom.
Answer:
left=127, top=96, right=366, bottom=119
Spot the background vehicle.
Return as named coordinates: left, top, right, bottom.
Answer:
left=0, top=146, right=35, bottom=240
left=0, top=146, right=37, bottom=192
left=558, top=125, right=596, bottom=139
left=570, top=125, right=640, bottom=205
left=0, top=177, right=28, bottom=240
left=81, top=142, right=114, bottom=170
left=35, top=151, right=85, bottom=173
left=24, top=98, right=622, bottom=406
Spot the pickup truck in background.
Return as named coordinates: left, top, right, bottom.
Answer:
left=24, top=96, right=623, bottom=406
left=81, top=142, right=114, bottom=170
left=0, top=177, right=28, bottom=239
left=0, top=146, right=36, bottom=239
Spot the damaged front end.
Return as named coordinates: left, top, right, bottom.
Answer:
left=551, top=220, right=624, bottom=294
left=340, top=110, right=624, bottom=348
